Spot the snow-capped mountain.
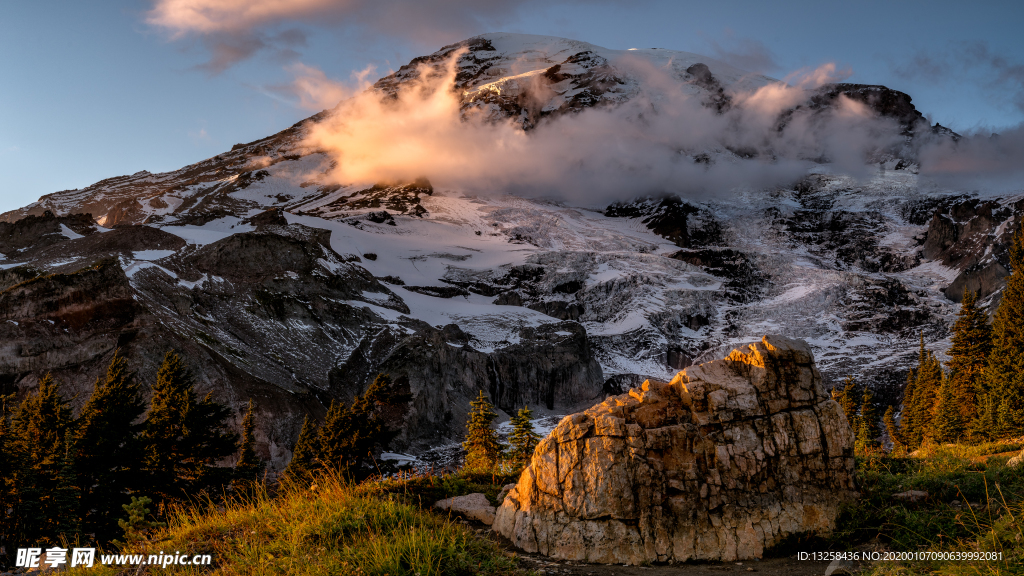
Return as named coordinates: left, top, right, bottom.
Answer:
left=0, top=33, right=1019, bottom=469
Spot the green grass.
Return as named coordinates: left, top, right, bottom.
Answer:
left=830, top=440, right=1024, bottom=575
left=365, top=469, right=522, bottom=509
left=69, top=471, right=523, bottom=576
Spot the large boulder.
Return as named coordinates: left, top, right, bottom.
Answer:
left=492, top=335, right=857, bottom=564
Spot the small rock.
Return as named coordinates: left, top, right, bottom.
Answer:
left=496, top=483, right=516, bottom=504
left=892, top=490, right=928, bottom=503
left=435, top=492, right=497, bottom=525
left=1007, top=449, right=1024, bottom=469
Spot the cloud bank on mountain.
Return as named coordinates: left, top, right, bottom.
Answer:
left=297, top=51, right=905, bottom=204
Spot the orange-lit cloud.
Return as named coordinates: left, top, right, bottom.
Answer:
left=148, top=0, right=346, bottom=35
left=296, top=53, right=905, bottom=204
left=147, top=0, right=634, bottom=72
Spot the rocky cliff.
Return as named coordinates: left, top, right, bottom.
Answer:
left=493, top=335, right=857, bottom=564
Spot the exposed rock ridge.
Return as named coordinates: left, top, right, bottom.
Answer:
left=493, top=335, right=856, bottom=564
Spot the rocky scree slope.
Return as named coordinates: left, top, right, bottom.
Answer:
left=0, top=33, right=1019, bottom=469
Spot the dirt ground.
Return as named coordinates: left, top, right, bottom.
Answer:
left=473, top=528, right=846, bottom=576
left=514, top=554, right=839, bottom=576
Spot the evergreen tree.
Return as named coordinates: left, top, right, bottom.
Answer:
left=0, top=394, right=15, bottom=555
left=946, top=290, right=992, bottom=429
left=73, top=350, right=147, bottom=541
left=934, top=375, right=966, bottom=443
left=9, top=373, right=75, bottom=544
left=462, top=391, right=503, bottom=472
left=233, top=400, right=265, bottom=484
left=883, top=405, right=903, bottom=453
left=53, top=435, right=82, bottom=540
left=831, top=376, right=861, bottom=431
left=974, top=392, right=1001, bottom=441
left=283, top=416, right=319, bottom=483
left=507, top=405, right=540, bottom=468
left=318, top=374, right=404, bottom=479
left=113, top=496, right=165, bottom=550
left=856, top=387, right=881, bottom=451
left=987, top=225, right=1024, bottom=435
left=141, top=352, right=237, bottom=506
left=901, top=338, right=943, bottom=448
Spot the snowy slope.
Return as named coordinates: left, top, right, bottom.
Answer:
left=0, top=33, right=1018, bottom=465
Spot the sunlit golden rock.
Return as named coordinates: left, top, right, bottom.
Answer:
left=492, top=335, right=857, bottom=564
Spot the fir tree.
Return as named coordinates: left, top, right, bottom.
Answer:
left=934, top=375, right=966, bottom=443
left=9, top=374, right=75, bottom=544
left=53, top=435, right=82, bottom=540
left=462, top=391, right=503, bottom=472
left=507, top=405, right=540, bottom=468
left=113, top=496, right=165, bottom=550
left=283, top=415, right=319, bottom=483
left=0, top=394, right=15, bottom=552
left=73, top=350, right=147, bottom=541
left=947, top=290, right=992, bottom=428
left=901, top=337, right=943, bottom=448
left=974, top=392, right=1001, bottom=441
left=831, top=376, right=861, bottom=431
left=856, top=387, right=881, bottom=451
left=233, top=400, right=265, bottom=484
left=987, top=225, right=1024, bottom=435
left=141, top=352, right=237, bottom=505
left=318, top=374, right=404, bottom=479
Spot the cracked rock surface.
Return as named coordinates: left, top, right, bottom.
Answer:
left=493, top=335, right=856, bottom=564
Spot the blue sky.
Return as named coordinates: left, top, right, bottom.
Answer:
left=1, top=0, right=1022, bottom=214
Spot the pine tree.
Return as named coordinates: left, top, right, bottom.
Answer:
left=883, top=405, right=903, bottom=453
left=856, top=387, right=881, bottom=451
left=73, top=350, right=147, bottom=541
left=53, top=435, right=82, bottom=540
left=113, top=496, right=165, bottom=550
left=319, top=374, right=404, bottom=479
left=946, top=290, right=993, bottom=429
left=901, top=339, right=944, bottom=448
left=0, top=393, right=15, bottom=551
left=141, top=352, right=237, bottom=505
left=283, top=415, right=319, bottom=483
left=462, top=391, right=503, bottom=472
left=974, top=392, right=1001, bottom=440
left=233, top=400, right=265, bottom=484
left=831, top=376, right=861, bottom=432
left=934, top=373, right=966, bottom=443
left=9, top=373, right=75, bottom=544
left=507, top=405, right=540, bottom=469
left=987, top=225, right=1024, bottom=435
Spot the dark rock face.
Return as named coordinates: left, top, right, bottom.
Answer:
left=605, top=197, right=723, bottom=249
left=669, top=249, right=768, bottom=304
left=0, top=211, right=97, bottom=256
left=768, top=205, right=918, bottom=273
left=33, top=225, right=185, bottom=263
left=809, top=84, right=932, bottom=137
left=331, top=321, right=604, bottom=450
left=921, top=197, right=1021, bottom=302
left=685, top=63, right=731, bottom=113
left=314, top=180, right=433, bottom=219
left=0, top=211, right=608, bottom=468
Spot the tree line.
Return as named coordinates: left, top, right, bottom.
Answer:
left=0, top=351, right=263, bottom=554
left=834, top=226, right=1024, bottom=450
